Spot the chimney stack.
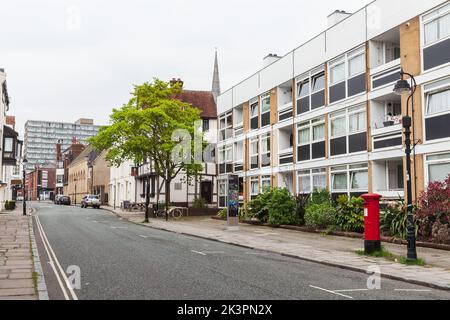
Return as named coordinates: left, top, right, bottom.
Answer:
left=327, top=10, right=351, bottom=28
left=170, top=78, right=184, bottom=89
left=263, top=54, right=282, bottom=67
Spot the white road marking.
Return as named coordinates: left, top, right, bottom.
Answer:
left=334, top=289, right=370, bottom=293
left=110, top=226, right=128, bottom=229
left=203, top=251, right=226, bottom=254
left=309, top=285, right=354, bottom=299
left=35, top=215, right=79, bottom=300
left=191, top=250, right=207, bottom=256
left=139, top=235, right=149, bottom=239
left=394, top=289, right=432, bottom=292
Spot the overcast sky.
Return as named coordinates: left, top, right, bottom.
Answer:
left=0, top=0, right=367, bottom=137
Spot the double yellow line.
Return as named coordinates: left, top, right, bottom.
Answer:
left=34, top=215, right=79, bottom=300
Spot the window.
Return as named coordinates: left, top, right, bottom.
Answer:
left=296, top=67, right=326, bottom=114
left=250, top=177, right=259, bottom=199
left=261, top=133, right=271, bottom=167
left=42, top=171, right=48, bottom=180
left=250, top=138, right=259, bottom=170
left=298, top=168, right=326, bottom=194
left=349, top=105, right=367, bottom=133
left=348, top=52, right=365, bottom=77
left=426, top=153, right=450, bottom=183
left=297, top=117, right=325, bottom=162
left=424, top=78, right=450, bottom=141
left=426, top=87, right=450, bottom=115
left=219, top=180, right=227, bottom=208
left=250, top=99, right=259, bottom=130
left=423, top=3, right=450, bottom=46
left=331, top=164, right=368, bottom=196
left=202, top=119, right=210, bottom=132
left=328, top=46, right=366, bottom=103
left=261, top=176, right=271, bottom=191
left=330, top=61, right=345, bottom=85
left=260, top=93, right=271, bottom=127
left=312, top=72, right=325, bottom=93
left=4, top=137, right=13, bottom=153
left=218, top=145, right=233, bottom=174
left=329, top=105, right=367, bottom=156
left=219, top=111, right=233, bottom=141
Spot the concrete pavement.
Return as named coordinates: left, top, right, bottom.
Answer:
left=104, top=207, right=450, bottom=291
left=0, top=206, right=36, bottom=300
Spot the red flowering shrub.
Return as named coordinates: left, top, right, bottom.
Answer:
left=416, top=175, right=450, bottom=244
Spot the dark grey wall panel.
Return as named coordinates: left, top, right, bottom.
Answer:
left=251, top=117, right=259, bottom=130
left=330, top=137, right=347, bottom=156
left=261, top=112, right=270, bottom=127
left=329, top=82, right=346, bottom=104
left=312, top=141, right=326, bottom=159
left=297, top=97, right=310, bottom=115
left=280, top=156, right=294, bottom=165
left=297, top=145, right=310, bottom=162
left=311, top=90, right=325, bottom=110
left=349, top=132, right=367, bottom=153
left=348, top=73, right=366, bottom=97
left=374, top=137, right=402, bottom=149
left=261, top=153, right=271, bottom=167
left=251, top=156, right=259, bottom=169
left=373, top=71, right=401, bottom=89
left=279, top=110, right=293, bottom=121
left=424, top=38, right=450, bottom=71
left=426, top=113, right=450, bottom=141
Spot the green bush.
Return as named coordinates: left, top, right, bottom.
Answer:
left=192, top=197, right=207, bottom=209
left=309, top=189, right=333, bottom=206
left=335, top=195, right=365, bottom=233
left=380, top=201, right=415, bottom=239
left=217, top=208, right=227, bottom=219
left=295, top=194, right=310, bottom=226
left=267, top=188, right=298, bottom=226
left=4, top=201, right=16, bottom=211
left=305, top=203, right=337, bottom=229
left=247, top=188, right=300, bottom=226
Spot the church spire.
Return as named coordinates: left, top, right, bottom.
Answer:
left=212, top=49, right=221, bottom=103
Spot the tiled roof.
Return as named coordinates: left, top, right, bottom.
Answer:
left=178, top=90, right=217, bottom=119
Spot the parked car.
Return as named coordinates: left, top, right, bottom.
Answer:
left=54, top=195, right=62, bottom=204
left=59, top=196, right=71, bottom=206
left=81, top=195, right=101, bottom=209
left=16, top=196, right=24, bottom=201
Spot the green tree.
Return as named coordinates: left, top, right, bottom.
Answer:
left=90, top=79, right=204, bottom=221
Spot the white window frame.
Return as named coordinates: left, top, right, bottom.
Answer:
left=295, top=65, right=325, bottom=114
left=250, top=137, right=259, bottom=170
left=250, top=176, right=260, bottom=197
left=260, top=133, right=271, bottom=168
left=422, top=3, right=450, bottom=48
left=424, top=77, right=450, bottom=118
left=328, top=45, right=366, bottom=104
left=218, top=180, right=228, bottom=208
left=297, top=116, right=326, bottom=162
left=261, top=175, right=271, bottom=191
left=219, top=111, right=233, bottom=141
left=250, top=98, right=259, bottom=130
left=425, top=152, right=450, bottom=184
left=329, top=104, right=367, bottom=157
left=297, top=168, right=326, bottom=194
left=330, top=163, right=369, bottom=195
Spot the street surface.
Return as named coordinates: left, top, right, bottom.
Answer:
left=31, top=202, right=450, bottom=300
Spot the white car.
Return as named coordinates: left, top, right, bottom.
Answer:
left=81, top=195, right=101, bottom=209
left=16, top=196, right=24, bottom=201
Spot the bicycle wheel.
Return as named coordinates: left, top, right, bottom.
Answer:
left=171, top=209, right=183, bottom=219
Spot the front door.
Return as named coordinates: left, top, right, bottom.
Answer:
left=200, top=181, right=213, bottom=204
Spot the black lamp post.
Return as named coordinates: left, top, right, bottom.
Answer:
left=393, top=69, right=418, bottom=261
left=22, top=159, right=28, bottom=216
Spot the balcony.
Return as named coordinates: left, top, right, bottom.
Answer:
left=372, top=159, right=404, bottom=199
left=369, top=26, right=401, bottom=90
left=278, top=125, right=294, bottom=165
left=371, top=95, right=403, bottom=150
left=278, top=81, right=293, bottom=122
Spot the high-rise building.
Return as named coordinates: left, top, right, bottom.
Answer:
left=216, top=0, right=450, bottom=207
left=24, top=119, right=101, bottom=170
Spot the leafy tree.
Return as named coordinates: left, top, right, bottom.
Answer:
left=90, top=79, right=205, bottom=221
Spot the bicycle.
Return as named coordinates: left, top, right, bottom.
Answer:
left=154, top=206, right=185, bottom=219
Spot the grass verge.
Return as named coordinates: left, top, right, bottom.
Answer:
left=356, top=247, right=426, bottom=266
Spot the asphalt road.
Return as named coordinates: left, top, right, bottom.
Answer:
left=31, top=202, right=450, bottom=300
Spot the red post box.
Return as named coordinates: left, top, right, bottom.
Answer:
left=362, top=194, right=382, bottom=254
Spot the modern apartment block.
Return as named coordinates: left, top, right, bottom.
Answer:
left=24, top=118, right=100, bottom=170
left=216, top=0, right=450, bottom=208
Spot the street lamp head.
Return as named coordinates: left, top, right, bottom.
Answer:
left=393, top=79, right=412, bottom=96
left=23, top=158, right=28, bottom=164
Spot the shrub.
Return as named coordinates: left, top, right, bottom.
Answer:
left=335, top=196, right=365, bottom=233
left=416, top=175, right=450, bottom=244
left=305, top=203, right=337, bottom=229
left=192, top=197, right=207, bottom=209
left=267, top=188, right=298, bottom=226
left=217, top=208, right=227, bottom=219
left=295, top=194, right=310, bottom=226
left=247, top=188, right=300, bottom=226
left=380, top=201, right=412, bottom=239
left=309, top=189, right=333, bottom=206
